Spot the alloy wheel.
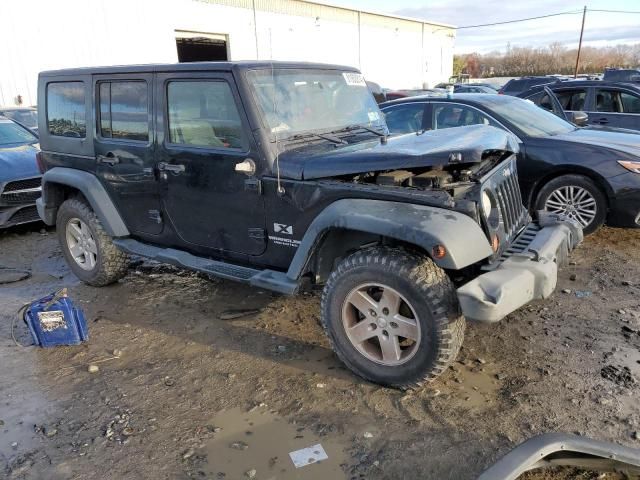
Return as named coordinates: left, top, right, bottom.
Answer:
left=341, top=283, right=421, bottom=366
left=65, top=217, right=98, bottom=271
left=544, top=185, right=597, bottom=228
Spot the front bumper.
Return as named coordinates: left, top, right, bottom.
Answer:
left=457, top=212, right=583, bottom=322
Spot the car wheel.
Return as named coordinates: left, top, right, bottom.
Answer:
left=535, top=174, right=607, bottom=235
left=56, top=197, right=128, bottom=286
left=321, top=247, right=465, bottom=389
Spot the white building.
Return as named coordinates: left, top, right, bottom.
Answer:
left=0, top=0, right=455, bottom=107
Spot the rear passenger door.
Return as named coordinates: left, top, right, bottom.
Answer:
left=93, top=74, right=163, bottom=235
left=155, top=72, right=266, bottom=255
left=591, top=87, right=640, bottom=130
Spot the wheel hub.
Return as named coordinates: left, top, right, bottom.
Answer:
left=342, top=283, right=421, bottom=366
left=544, top=185, right=597, bottom=228
left=65, top=218, right=98, bottom=271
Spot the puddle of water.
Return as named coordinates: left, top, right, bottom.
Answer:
left=203, top=408, right=347, bottom=479
left=446, top=364, right=501, bottom=408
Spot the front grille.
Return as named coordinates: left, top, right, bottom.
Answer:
left=485, top=158, right=528, bottom=247
left=1, top=177, right=42, bottom=204
left=482, top=223, right=541, bottom=271
left=3, top=177, right=41, bottom=192
left=8, top=205, right=39, bottom=225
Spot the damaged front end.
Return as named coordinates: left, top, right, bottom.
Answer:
left=477, top=433, right=640, bottom=480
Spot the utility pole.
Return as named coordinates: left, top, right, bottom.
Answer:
left=574, top=6, right=587, bottom=78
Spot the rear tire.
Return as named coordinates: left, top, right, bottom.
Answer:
left=56, top=197, right=128, bottom=286
left=535, top=174, right=606, bottom=235
left=321, top=247, right=465, bottom=389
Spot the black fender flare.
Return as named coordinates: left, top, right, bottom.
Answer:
left=39, top=167, right=129, bottom=237
left=286, top=198, right=492, bottom=280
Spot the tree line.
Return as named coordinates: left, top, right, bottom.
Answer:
left=454, top=42, right=640, bottom=78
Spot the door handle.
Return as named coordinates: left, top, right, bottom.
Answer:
left=157, top=162, right=186, bottom=174
left=597, top=118, right=609, bottom=124
left=97, top=152, right=120, bottom=166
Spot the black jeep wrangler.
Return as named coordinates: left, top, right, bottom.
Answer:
left=36, top=61, right=582, bottom=389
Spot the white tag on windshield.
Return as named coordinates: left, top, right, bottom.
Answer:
left=343, top=72, right=366, bottom=87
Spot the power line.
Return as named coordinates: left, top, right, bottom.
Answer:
left=453, top=10, right=583, bottom=30
left=589, top=9, right=640, bottom=14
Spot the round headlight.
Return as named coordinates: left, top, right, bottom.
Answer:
left=481, top=191, right=492, bottom=218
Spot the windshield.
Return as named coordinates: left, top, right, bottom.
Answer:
left=491, top=98, right=576, bottom=137
left=3, top=109, right=38, bottom=129
left=247, top=68, right=385, bottom=138
left=0, top=119, right=38, bottom=146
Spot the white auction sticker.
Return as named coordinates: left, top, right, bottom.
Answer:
left=289, top=444, right=329, bottom=468
left=343, top=72, right=366, bottom=87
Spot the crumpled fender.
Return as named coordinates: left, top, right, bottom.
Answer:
left=286, top=198, right=492, bottom=280
left=477, top=433, right=640, bottom=480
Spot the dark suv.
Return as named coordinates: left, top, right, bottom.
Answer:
left=499, top=76, right=561, bottom=96
left=36, top=61, right=581, bottom=388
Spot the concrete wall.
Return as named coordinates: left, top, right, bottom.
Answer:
left=0, top=0, right=455, bottom=106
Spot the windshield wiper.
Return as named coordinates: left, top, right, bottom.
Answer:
left=332, top=124, right=388, bottom=142
left=284, top=132, right=347, bottom=145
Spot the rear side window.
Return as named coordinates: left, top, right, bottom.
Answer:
left=166, top=80, right=248, bottom=149
left=595, top=89, right=640, bottom=113
left=99, top=81, right=149, bottom=141
left=47, top=82, right=86, bottom=138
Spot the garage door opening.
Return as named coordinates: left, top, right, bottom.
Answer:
left=175, top=31, right=228, bottom=62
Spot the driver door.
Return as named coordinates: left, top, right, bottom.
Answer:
left=155, top=72, right=266, bottom=255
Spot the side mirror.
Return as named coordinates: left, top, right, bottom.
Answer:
left=570, top=111, right=588, bottom=127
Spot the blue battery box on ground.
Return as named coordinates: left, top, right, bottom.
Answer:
left=24, top=289, right=88, bottom=347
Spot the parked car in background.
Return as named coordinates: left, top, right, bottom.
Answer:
left=519, top=81, right=640, bottom=131
left=0, top=106, right=38, bottom=135
left=380, top=94, right=640, bottom=234
left=603, top=68, right=640, bottom=83
left=498, top=76, right=562, bottom=96
left=454, top=84, right=496, bottom=94
left=0, top=117, right=42, bottom=228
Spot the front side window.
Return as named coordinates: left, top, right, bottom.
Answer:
left=99, top=81, right=148, bottom=141
left=246, top=69, right=384, bottom=137
left=432, top=104, right=495, bottom=130
left=382, top=104, right=425, bottom=135
left=620, top=92, right=640, bottom=113
left=47, top=82, right=86, bottom=138
left=167, top=80, right=248, bottom=149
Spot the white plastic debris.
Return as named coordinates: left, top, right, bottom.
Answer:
left=289, top=444, right=329, bottom=468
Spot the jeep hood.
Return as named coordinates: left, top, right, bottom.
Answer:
left=276, top=125, right=518, bottom=180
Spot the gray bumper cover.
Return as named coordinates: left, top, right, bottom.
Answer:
left=457, top=213, right=583, bottom=323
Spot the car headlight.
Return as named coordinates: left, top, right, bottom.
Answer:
left=618, top=160, right=640, bottom=173
left=481, top=191, right=493, bottom=218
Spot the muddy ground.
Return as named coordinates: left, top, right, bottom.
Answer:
left=1, top=224, right=639, bottom=480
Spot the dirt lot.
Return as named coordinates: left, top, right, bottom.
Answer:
left=1, top=224, right=639, bottom=480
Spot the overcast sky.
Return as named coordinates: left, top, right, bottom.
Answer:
left=332, top=0, right=640, bottom=54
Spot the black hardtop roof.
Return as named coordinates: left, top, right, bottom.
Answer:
left=39, top=60, right=360, bottom=77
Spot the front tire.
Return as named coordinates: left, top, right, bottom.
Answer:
left=535, top=174, right=606, bottom=235
left=321, top=247, right=465, bottom=389
left=56, top=197, right=128, bottom=286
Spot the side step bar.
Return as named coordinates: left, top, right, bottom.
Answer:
left=113, top=238, right=298, bottom=295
